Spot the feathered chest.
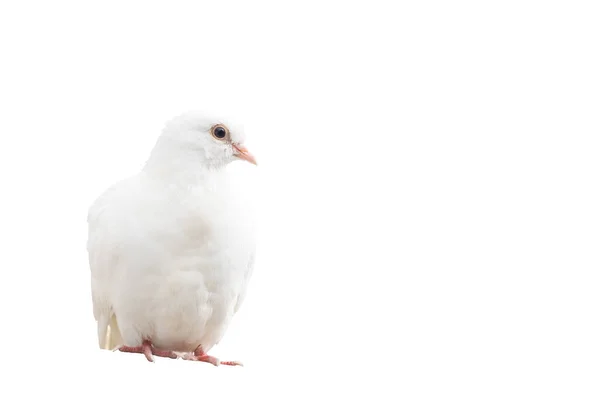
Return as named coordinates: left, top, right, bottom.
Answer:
left=142, top=185, right=254, bottom=276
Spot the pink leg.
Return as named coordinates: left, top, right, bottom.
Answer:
left=182, top=345, right=243, bottom=367
left=118, top=340, right=178, bottom=362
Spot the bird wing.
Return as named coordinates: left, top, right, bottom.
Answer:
left=234, top=250, right=256, bottom=314
left=86, top=182, right=128, bottom=350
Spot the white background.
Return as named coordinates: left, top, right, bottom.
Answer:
left=0, top=1, right=598, bottom=398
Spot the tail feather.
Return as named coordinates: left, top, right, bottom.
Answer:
left=97, top=314, right=109, bottom=349
left=97, top=313, right=123, bottom=350
left=106, top=314, right=123, bottom=350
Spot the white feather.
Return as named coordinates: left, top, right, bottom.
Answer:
left=87, top=111, right=256, bottom=353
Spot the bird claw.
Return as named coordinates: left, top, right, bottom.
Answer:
left=118, top=340, right=178, bottom=362
left=220, top=360, right=244, bottom=367
left=117, top=341, right=242, bottom=366
left=181, top=345, right=243, bottom=367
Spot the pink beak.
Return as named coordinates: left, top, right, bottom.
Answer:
left=233, top=143, right=257, bottom=166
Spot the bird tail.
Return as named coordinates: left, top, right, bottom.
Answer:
left=97, top=313, right=123, bottom=350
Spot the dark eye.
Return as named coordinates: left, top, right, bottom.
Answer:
left=211, top=125, right=228, bottom=140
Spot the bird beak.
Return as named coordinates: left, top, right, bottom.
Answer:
left=232, top=143, right=257, bottom=166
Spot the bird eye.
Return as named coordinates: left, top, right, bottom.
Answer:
left=211, top=125, right=228, bottom=140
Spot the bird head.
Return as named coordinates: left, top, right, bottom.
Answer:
left=148, top=111, right=257, bottom=171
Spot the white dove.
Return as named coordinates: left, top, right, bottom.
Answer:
left=87, top=111, right=257, bottom=365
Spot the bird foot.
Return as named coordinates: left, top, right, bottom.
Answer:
left=118, top=340, right=178, bottom=362
left=181, top=345, right=243, bottom=367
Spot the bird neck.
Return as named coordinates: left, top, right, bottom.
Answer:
left=142, top=142, right=227, bottom=188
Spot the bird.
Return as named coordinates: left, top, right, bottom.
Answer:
left=86, top=111, right=257, bottom=365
